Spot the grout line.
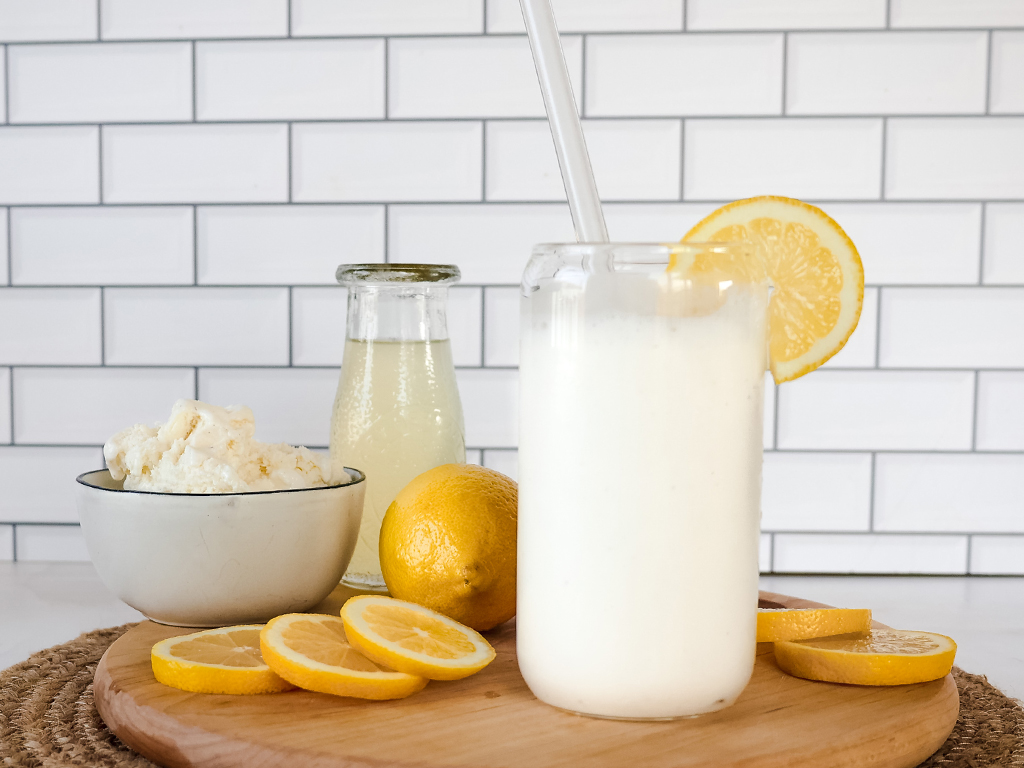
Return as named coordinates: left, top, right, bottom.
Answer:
left=966, top=534, right=974, bottom=574
left=99, top=287, right=105, bottom=365
left=480, top=287, right=487, bottom=366
left=96, top=0, right=102, bottom=39
left=873, top=287, right=883, bottom=367
left=580, top=35, right=588, bottom=117
left=384, top=38, right=390, bottom=120
left=971, top=370, right=980, bottom=451
left=191, top=42, right=197, bottom=122
left=481, top=121, right=487, bottom=200
left=681, top=0, right=687, bottom=31
left=192, top=205, right=198, bottom=285
left=879, top=118, right=887, bottom=200
left=768, top=533, right=775, bottom=574
left=3, top=45, right=8, bottom=125
left=781, top=33, right=788, bottom=115
left=287, top=123, right=293, bottom=203
left=97, top=125, right=103, bottom=203
left=383, top=204, right=390, bottom=262
left=288, top=287, right=294, bottom=367
left=6, top=207, right=11, bottom=285
left=287, top=0, right=293, bottom=37
left=885, top=0, right=892, bottom=28
left=193, top=366, right=199, bottom=399
left=8, top=366, right=13, bottom=445
left=985, top=30, right=993, bottom=115
left=868, top=452, right=876, bottom=531
left=11, top=523, right=16, bottom=563
left=978, top=203, right=987, bottom=285
left=482, top=0, right=488, bottom=35
left=679, top=118, right=685, bottom=201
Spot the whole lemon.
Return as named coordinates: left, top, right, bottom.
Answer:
left=379, top=464, right=517, bottom=631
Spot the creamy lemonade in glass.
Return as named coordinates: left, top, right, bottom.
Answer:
left=517, top=242, right=768, bottom=720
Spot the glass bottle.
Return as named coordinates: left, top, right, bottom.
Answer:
left=517, top=242, right=768, bottom=719
left=331, top=264, right=466, bottom=592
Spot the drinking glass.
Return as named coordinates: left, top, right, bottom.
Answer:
left=516, top=243, right=768, bottom=720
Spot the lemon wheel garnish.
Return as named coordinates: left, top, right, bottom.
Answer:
left=151, top=625, right=294, bottom=695
left=260, top=613, right=427, bottom=700
left=340, top=595, right=496, bottom=681
left=757, top=608, right=872, bottom=643
left=774, top=629, right=956, bottom=686
left=683, top=195, right=864, bottom=383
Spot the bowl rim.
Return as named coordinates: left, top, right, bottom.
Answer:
left=76, top=467, right=366, bottom=497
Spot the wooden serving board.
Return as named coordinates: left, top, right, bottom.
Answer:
left=94, top=590, right=958, bottom=768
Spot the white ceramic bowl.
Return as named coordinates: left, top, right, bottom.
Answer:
left=76, top=469, right=365, bottom=627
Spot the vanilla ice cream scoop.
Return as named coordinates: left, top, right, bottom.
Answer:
left=104, top=399, right=335, bottom=493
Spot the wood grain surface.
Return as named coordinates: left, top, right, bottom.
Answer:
left=94, top=589, right=959, bottom=768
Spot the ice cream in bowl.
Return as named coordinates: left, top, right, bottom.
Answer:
left=76, top=400, right=365, bottom=627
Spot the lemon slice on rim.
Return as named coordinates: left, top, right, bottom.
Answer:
left=774, top=628, right=956, bottom=686
left=340, top=595, right=496, bottom=681
left=757, top=608, right=872, bottom=643
left=260, top=614, right=427, bottom=700
left=151, top=625, right=294, bottom=695
left=683, top=196, right=864, bottom=383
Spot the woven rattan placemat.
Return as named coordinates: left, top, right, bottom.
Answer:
left=1, top=624, right=1021, bottom=767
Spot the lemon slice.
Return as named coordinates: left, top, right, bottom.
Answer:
left=757, top=608, right=872, bottom=643
left=774, top=629, right=957, bottom=686
left=260, top=614, right=427, bottom=700
left=683, top=196, right=864, bottom=383
left=340, top=595, right=496, bottom=681
left=151, top=625, right=294, bottom=695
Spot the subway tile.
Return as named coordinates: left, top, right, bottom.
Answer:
left=485, top=119, right=681, bottom=202
left=0, top=367, right=9, bottom=443
left=875, top=453, right=1024, bottom=533
left=465, top=448, right=482, bottom=465
left=388, top=204, right=574, bottom=283
left=198, top=368, right=336, bottom=447
left=762, top=452, right=872, bottom=532
left=456, top=368, right=518, bottom=448
left=976, top=372, right=1024, bottom=451
left=293, top=0, right=483, bottom=36
left=0, top=126, right=99, bottom=204
left=104, top=287, right=289, bottom=366
left=759, top=533, right=772, bottom=573
left=0, top=525, right=11, bottom=560
left=13, top=368, right=194, bottom=446
left=0, top=0, right=97, bottom=42
left=487, top=0, right=682, bottom=33
left=292, top=286, right=347, bottom=367
left=483, top=286, right=519, bottom=367
left=984, top=204, right=1024, bottom=284
left=992, top=32, right=1024, bottom=114
left=688, top=0, right=885, bottom=30
left=16, top=525, right=90, bottom=561
left=602, top=202, right=718, bottom=241
left=389, top=36, right=581, bottom=119
left=197, top=206, right=383, bottom=285
left=970, top=536, right=1024, bottom=576
left=100, top=0, right=287, bottom=39
left=821, top=203, right=981, bottom=286
left=292, top=122, right=482, bottom=202
left=0, top=288, right=100, bottom=364
left=586, top=34, right=782, bottom=117
left=886, top=118, right=1024, bottom=200
left=0, top=446, right=102, bottom=523
left=8, top=42, right=191, bottom=123
left=777, top=370, right=974, bottom=450
left=787, top=32, right=986, bottom=115
left=773, top=533, right=968, bottom=574
left=684, top=119, right=882, bottom=201
left=482, top=448, right=517, bottom=481
left=196, top=39, right=385, bottom=121
left=103, top=124, right=288, bottom=204
left=890, top=0, right=1024, bottom=28
left=821, top=287, right=877, bottom=368
left=763, top=375, right=776, bottom=450
left=448, top=286, right=483, bottom=367
left=11, top=207, right=193, bottom=285
left=879, top=287, right=1024, bottom=368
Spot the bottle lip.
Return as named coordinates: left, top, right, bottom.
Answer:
left=336, top=263, right=461, bottom=285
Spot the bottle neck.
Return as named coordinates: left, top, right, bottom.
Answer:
left=346, top=283, right=450, bottom=342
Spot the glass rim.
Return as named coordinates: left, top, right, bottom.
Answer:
left=336, top=263, right=461, bottom=285
left=76, top=468, right=366, bottom=497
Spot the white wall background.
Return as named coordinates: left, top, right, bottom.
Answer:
left=0, top=0, right=1022, bottom=573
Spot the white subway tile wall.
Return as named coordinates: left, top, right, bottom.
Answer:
left=0, top=1, right=1020, bottom=567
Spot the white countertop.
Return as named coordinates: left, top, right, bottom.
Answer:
left=2, top=563, right=1021, bottom=702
